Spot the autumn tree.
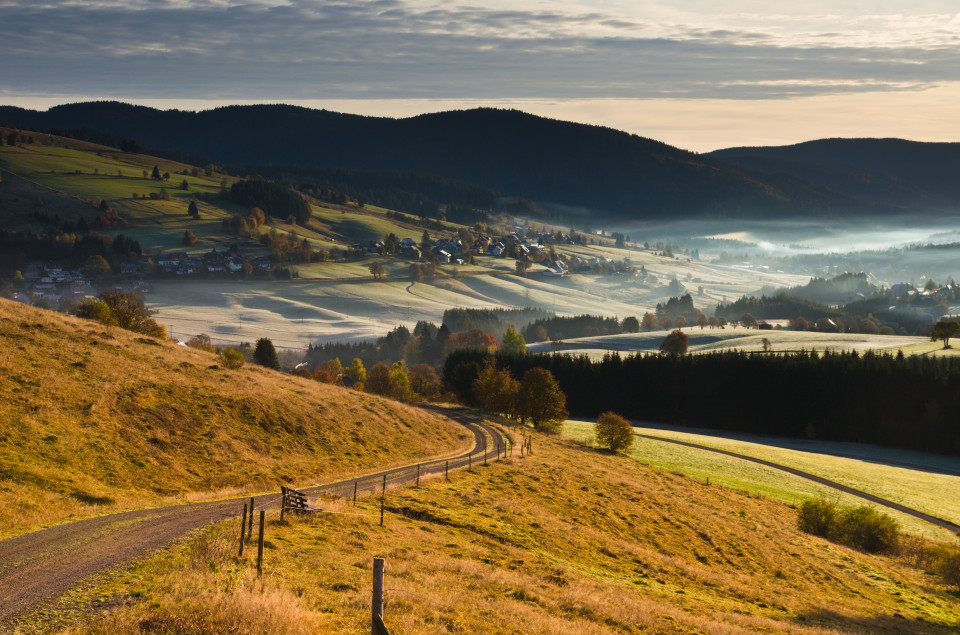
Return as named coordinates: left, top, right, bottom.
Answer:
left=77, top=290, right=166, bottom=338
left=502, top=326, right=527, bottom=356
left=365, top=362, right=393, bottom=395
left=325, top=357, right=344, bottom=385
left=517, top=367, right=567, bottom=433
left=741, top=313, right=758, bottom=329
left=85, top=254, right=111, bottom=279
left=369, top=261, right=385, bottom=280
left=595, top=411, right=634, bottom=453
left=390, top=361, right=415, bottom=402
left=931, top=320, right=960, bottom=348
left=640, top=312, right=657, bottom=331
left=344, top=357, right=366, bottom=384
left=183, top=230, right=198, bottom=246
left=254, top=337, right=280, bottom=370
left=410, top=363, right=441, bottom=400
left=473, top=362, right=519, bottom=418
left=659, top=329, right=689, bottom=355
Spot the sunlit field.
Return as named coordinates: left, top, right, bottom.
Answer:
left=563, top=420, right=960, bottom=542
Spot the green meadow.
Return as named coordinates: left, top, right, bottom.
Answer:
left=563, top=420, right=960, bottom=542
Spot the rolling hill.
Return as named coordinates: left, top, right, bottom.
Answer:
left=0, top=102, right=855, bottom=219
left=0, top=298, right=471, bottom=537
left=708, top=138, right=960, bottom=211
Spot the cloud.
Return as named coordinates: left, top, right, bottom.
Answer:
left=1, top=1, right=958, bottom=101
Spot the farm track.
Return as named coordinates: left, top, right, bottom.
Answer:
left=637, top=432, right=960, bottom=534
left=0, top=413, right=505, bottom=627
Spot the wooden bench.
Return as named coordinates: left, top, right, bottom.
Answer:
left=280, top=485, right=322, bottom=519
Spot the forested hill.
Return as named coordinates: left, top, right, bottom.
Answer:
left=0, top=102, right=853, bottom=219
left=708, top=138, right=960, bottom=210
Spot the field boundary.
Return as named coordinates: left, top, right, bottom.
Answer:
left=637, top=432, right=960, bottom=535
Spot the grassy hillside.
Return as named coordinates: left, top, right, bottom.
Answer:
left=563, top=421, right=960, bottom=542
left=0, top=299, right=472, bottom=538
left=48, top=429, right=960, bottom=634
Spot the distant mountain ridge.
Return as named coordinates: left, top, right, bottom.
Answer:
left=707, top=138, right=960, bottom=210
left=2, top=101, right=954, bottom=219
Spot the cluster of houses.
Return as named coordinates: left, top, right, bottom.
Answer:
left=152, top=249, right=271, bottom=275
left=12, top=262, right=119, bottom=310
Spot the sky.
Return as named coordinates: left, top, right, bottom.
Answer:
left=1, top=1, right=959, bottom=151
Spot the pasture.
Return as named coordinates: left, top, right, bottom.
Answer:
left=563, top=420, right=960, bottom=542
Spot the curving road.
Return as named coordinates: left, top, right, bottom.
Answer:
left=636, top=432, right=960, bottom=534
left=0, top=413, right=506, bottom=626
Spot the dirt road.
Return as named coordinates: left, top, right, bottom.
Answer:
left=0, top=415, right=505, bottom=626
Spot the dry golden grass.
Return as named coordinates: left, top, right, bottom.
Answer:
left=0, top=299, right=471, bottom=537
left=59, top=427, right=960, bottom=634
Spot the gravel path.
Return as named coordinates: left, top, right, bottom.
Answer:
left=0, top=414, right=505, bottom=626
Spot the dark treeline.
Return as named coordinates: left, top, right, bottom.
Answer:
left=655, top=294, right=702, bottom=322
left=714, top=292, right=841, bottom=322
left=227, top=179, right=311, bottom=224
left=241, top=165, right=527, bottom=225
left=0, top=230, right=142, bottom=268
left=305, top=321, right=450, bottom=370
left=443, top=308, right=552, bottom=337
left=523, top=314, right=623, bottom=342
left=444, top=349, right=960, bottom=456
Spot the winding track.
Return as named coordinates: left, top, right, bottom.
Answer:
left=0, top=414, right=505, bottom=626
left=637, top=432, right=960, bottom=534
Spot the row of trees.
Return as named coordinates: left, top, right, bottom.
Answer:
left=472, top=364, right=568, bottom=432
left=444, top=348, right=960, bottom=456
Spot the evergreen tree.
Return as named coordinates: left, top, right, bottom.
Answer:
left=254, top=337, right=280, bottom=370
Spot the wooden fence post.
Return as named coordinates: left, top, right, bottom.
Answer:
left=280, top=489, right=286, bottom=522
left=469, top=453, right=472, bottom=471
left=484, top=448, right=487, bottom=466
left=238, top=503, right=247, bottom=557
left=257, top=510, right=265, bottom=577
left=416, top=463, right=420, bottom=488
left=354, top=480, right=358, bottom=507
left=372, top=557, right=385, bottom=635
left=445, top=459, right=449, bottom=481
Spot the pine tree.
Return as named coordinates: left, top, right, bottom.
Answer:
left=254, top=338, right=280, bottom=370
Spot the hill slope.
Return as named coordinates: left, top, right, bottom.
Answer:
left=0, top=299, right=471, bottom=537
left=708, top=138, right=960, bottom=211
left=58, top=431, right=960, bottom=633
left=0, top=102, right=851, bottom=219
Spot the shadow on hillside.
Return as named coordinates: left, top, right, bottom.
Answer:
left=794, top=608, right=957, bottom=634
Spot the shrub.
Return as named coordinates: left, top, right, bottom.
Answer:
left=797, top=497, right=899, bottom=553
left=595, top=411, right=634, bottom=453
left=797, top=497, right=839, bottom=537
left=219, top=348, right=245, bottom=370
left=940, top=548, right=960, bottom=592
left=836, top=506, right=900, bottom=553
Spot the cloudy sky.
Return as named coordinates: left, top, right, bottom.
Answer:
left=2, top=0, right=959, bottom=150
